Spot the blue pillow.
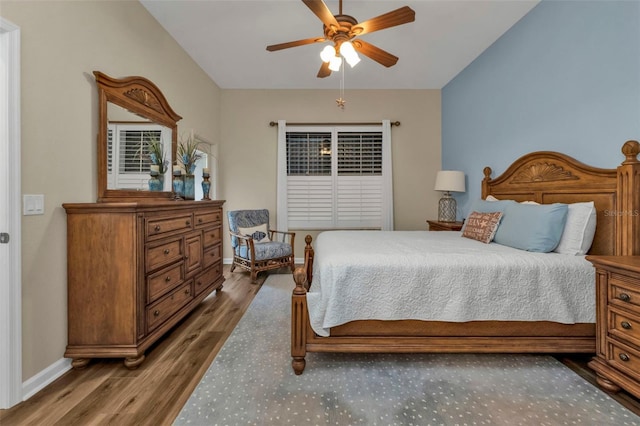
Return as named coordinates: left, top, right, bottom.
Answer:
left=493, top=202, right=569, bottom=252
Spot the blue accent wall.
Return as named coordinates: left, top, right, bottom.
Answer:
left=442, top=0, right=640, bottom=218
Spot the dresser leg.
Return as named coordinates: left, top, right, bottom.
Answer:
left=215, top=283, right=223, bottom=292
left=71, top=358, right=90, bottom=369
left=124, top=354, right=145, bottom=369
left=595, top=374, right=622, bottom=393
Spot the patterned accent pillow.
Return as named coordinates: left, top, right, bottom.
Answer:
left=462, top=211, right=503, bottom=244
left=238, top=223, right=270, bottom=243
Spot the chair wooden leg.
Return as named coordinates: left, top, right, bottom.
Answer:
left=230, top=262, right=236, bottom=272
left=250, top=270, right=257, bottom=283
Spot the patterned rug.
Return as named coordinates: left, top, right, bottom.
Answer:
left=174, top=274, right=640, bottom=425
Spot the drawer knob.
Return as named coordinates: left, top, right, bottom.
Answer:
left=619, top=353, right=630, bottom=362
left=197, top=281, right=202, bottom=287
left=185, top=289, right=190, bottom=295
left=186, top=220, right=191, bottom=226
left=154, top=225, right=161, bottom=232
left=619, top=293, right=631, bottom=302
left=165, top=276, right=171, bottom=282
left=622, top=321, right=632, bottom=330
left=198, top=218, right=203, bottom=223
left=153, top=310, right=160, bottom=317
left=164, top=249, right=170, bottom=255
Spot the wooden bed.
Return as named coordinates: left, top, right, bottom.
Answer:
left=291, top=141, right=640, bottom=374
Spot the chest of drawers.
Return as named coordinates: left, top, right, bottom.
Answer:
left=63, top=200, right=225, bottom=369
left=587, top=256, right=640, bottom=398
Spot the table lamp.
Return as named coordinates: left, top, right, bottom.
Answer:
left=434, top=171, right=466, bottom=222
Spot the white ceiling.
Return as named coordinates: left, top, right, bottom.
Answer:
left=140, top=0, right=539, bottom=90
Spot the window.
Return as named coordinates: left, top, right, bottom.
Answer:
left=277, top=121, right=393, bottom=231
left=107, top=123, right=170, bottom=190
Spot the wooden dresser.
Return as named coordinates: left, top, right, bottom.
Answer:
left=63, top=200, right=225, bottom=369
left=587, top=256, right=640, bottom=398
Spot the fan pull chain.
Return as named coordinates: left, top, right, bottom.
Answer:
left=336, top=65, right=346, bottom=109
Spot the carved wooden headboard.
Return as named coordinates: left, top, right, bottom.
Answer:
left=481, top=141, right=640, bottom=256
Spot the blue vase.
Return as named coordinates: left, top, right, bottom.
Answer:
left=183, top=175, right=195, bottom=200
left=148, top=173, right=162, bottom=191
left=172, top=174, right=184, bottom=199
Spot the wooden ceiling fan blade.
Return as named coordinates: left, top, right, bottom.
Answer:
left=266, top=37, right=325, bottom=52
left=302, top=0, right=340, bottom=29
left=353, top=40, right=398, bottom=67
left=351, top=6, right=415, bottom=36
left=317, top=61, right=331, bottom=78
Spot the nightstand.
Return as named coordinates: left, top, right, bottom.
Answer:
left=586, top=256, right=640, bottom=399
left=426, top=220, right=463, bottom=231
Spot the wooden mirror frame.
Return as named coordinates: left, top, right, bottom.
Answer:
left=95, top=71, right=182, bottom=202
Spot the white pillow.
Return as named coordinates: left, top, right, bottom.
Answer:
left=553, top=202, right=597, bottom=255
left=237, top=223, right=270, bottom=243
left=485, top=194, right=539, bottom=205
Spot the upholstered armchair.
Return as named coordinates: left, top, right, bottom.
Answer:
left=227, top=209, right=295, bottom=282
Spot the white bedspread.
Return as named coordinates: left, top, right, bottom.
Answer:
left=306, top=231, right=595, bottom=337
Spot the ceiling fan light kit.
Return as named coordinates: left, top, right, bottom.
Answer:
left=266, top=0, right=415, bottom=78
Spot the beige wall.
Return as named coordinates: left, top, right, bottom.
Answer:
left=219, top=89, right=442, bottom=258
left=2, top=1, right=221, bottom=380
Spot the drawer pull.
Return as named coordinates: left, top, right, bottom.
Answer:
left=622, top=321, right=632, bottom=330
left=619, top=293, right=631, bottom=302
left=164, top=249, right=170, bottom=255
left=153, top=310, right=160, bottom=317
left=165, top=276, right=171, bottom=282
left=186, top=220, right=191, bottom=226
left=198, top=218, right=203, bottom=223
left=154, top=225, right=161, bottom=232
left=619, top=353, right=630, bottom=362
left=197, top=281, right=202, bottom=287
left=185, top=289, right=190, bottom=295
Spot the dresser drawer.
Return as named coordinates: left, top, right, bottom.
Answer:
left=609, top=276, right=640, bottom=313
left=194, top=209, right=222, bottom=228
left=147, top=262, right=184, bottom=303
left=203, top=243, right=222, bottom=269
left=146, top=237, right=184, bottom=272
left=146, top=213, right=193, bottom=241
left=203, top=225, right=222, bottom=248
left=608, top=306, right=640, bottom=348
left=146, top=282, right=193, bottom=332
left=194, top=263, right=222, bottom=296
left=607, top=338, right=640, bottom=382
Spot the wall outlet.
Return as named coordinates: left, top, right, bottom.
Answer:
left=23, top=194, right=45, bottom=215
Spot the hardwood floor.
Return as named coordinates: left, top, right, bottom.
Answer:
left=2, top=265, right=639, bottom=425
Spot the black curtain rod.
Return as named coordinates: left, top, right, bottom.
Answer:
left=269, top=121, right=400, bottom=127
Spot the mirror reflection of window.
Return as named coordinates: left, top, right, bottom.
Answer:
left=107, top=124, right=171, bottom=190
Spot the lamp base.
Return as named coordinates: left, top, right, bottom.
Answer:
left=438, top=192, right=457, bottom=222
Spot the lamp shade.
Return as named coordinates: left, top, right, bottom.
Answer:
left=434, top=171, right=465, bottom=193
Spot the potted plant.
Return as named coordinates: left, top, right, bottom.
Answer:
left=138, top=132, right=169, bottom=191
left=177, top=131, right=204, bottom=199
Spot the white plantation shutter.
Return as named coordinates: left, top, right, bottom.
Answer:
left=277, top=122, right=393, bottom=230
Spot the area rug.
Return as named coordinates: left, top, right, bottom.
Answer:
left=174, top=274, right=640, bottom=425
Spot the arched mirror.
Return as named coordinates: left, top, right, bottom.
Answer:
left=95, top=71, right=182, bottom=202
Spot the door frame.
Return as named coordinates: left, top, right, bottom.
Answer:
left=0, top=16, right=23, bottom=409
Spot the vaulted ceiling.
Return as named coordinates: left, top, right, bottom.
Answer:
left=140, top=0, right=539, bottom=90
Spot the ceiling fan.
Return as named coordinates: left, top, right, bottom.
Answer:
left=266, top=0, right=415, bottom=78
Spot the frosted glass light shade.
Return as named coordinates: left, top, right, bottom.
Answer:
left=328, top=55, right=342, bottom=72
left=320, top=45, right=335, bottom=63
left=339, top=41, right=361, bottom=67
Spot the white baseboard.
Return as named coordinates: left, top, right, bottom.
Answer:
left=22, top=357, right=72, bottom=401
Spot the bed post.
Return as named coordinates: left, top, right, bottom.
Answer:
left=291, top=268, right=309, bottom=375
left=616, top=140, right=640, bottom=256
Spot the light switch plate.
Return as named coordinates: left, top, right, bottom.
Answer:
left=23, top=194, right=45, bottom=215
